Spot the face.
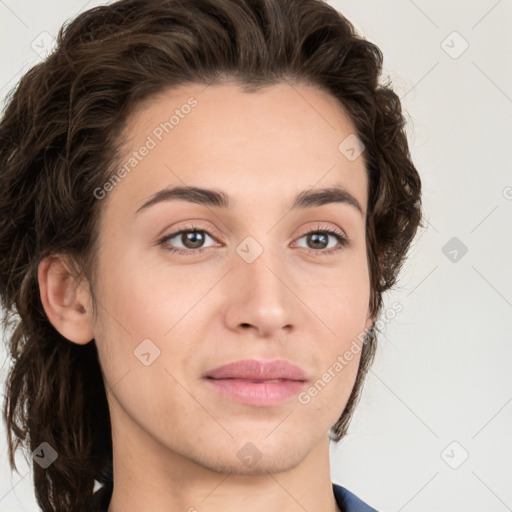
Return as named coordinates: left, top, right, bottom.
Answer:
left=89, top=81, right=373, bottom=477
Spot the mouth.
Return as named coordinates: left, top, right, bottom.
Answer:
left=203, top=359, right=309, bottom=406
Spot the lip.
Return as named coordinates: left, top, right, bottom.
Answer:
left=203, top=359, right=309, bottom=406
left=205, top=358, right=309, bottom=381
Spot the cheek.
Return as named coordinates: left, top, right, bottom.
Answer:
left=298, top=258, right=370, bottom=336
left=297, top=351, right=361, bottom=424
left=91, top=250, right=210, bottom=382
left=299, top=259, right=369, bottom=397
left=96, top=245, right=199, bottom=338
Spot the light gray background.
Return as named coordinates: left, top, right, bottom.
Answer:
left=1, top=1, right=511, bottom=511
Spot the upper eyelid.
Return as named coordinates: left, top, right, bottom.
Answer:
left=162, top=221, right=346, bottom=237
left=163, top=224, right=222, bottom=245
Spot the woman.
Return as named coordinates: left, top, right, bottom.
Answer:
left=0, top=0, right=423, bottom=511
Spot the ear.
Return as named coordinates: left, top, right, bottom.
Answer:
left=38, top=254, right=94, bottom=345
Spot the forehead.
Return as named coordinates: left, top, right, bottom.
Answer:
left=103, top=81, right=368, bottom=219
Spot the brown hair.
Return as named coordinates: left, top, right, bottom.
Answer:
left=0, top=0, right=423, bottom=510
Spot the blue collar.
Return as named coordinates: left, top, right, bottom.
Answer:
left=333, top=483, right=379, bottom=512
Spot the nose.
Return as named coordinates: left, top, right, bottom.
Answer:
left=222, top=244, right=297, bottom=338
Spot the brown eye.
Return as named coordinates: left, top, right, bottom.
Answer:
left=159, top=227, right=218, bottom=255
left=305, top=232, right=329, bottom=250
left=294, top=227, right=348, bottom=254
left=178, top=230, right=207, bottom=249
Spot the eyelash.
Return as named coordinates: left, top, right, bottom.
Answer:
left=157, top=223, right=349, bottom=257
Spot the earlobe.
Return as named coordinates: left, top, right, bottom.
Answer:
left=38, top=254, right=94, bottom=345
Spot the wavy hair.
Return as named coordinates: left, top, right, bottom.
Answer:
left=0, top=0, right=423, bottom=510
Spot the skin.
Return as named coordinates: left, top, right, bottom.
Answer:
left=39, top=81, right=374, bottom=512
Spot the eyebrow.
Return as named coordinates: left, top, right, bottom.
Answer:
left=135, top=184, right=364, bottom=217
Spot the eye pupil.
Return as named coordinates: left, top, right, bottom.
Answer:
left=183, top=231, right=205, bottom=248
left=308, top=233, right=328, bottom=249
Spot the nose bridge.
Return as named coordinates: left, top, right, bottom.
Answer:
left=236, top=236, right=288, bottom=301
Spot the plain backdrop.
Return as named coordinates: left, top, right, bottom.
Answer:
left=1, top=1, right=511, bottom=511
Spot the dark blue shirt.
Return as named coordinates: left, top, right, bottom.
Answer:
left=85, top=482, right=379, bottom=511
left=333, top=483, right=379, bottom=511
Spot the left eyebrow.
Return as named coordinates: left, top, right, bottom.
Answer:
left=135, top=184, right=364, bottom=217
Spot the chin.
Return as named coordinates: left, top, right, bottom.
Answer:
left=198, top=449, right=308, bottom=476
left=188, top=433, right=312, bottom=476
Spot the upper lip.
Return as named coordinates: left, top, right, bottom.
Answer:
left=204, top=359, right=309, bottom=381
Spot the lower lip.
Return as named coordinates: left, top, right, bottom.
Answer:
left=205, top=378, right=306, bottom=406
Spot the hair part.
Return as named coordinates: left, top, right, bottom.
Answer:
left=0, top=0, right=423, bottom=510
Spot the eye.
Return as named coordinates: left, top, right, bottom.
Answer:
left=293, top=224, right=349, bottom=255
left=158, top=225, right=219, bottom=256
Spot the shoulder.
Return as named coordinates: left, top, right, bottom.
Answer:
left=332, top=483, right=380, bottom=512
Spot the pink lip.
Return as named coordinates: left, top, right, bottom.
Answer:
left=205, top=358, right=308, bottom=381
left=204, top=359, right=308, bottom=406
